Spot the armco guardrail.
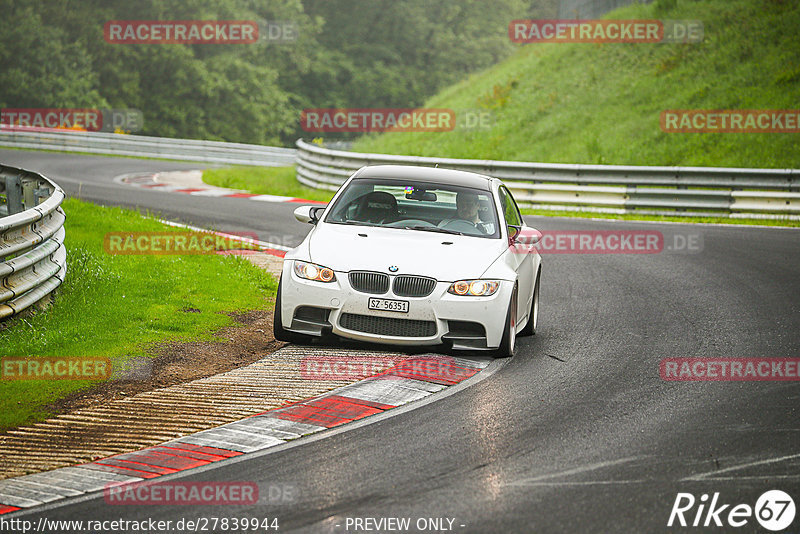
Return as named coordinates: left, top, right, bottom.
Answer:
left=295, top=139, right=800, bottom=219
left=0, top=165, right=66, bottom=320
left=0, top=128, right=297, bottom=167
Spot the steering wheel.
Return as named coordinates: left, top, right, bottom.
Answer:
left=439, top=219, right=486, bottom=234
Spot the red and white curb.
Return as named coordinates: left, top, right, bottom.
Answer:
left=0, top=355, right=488, bottom=515
left=116, top=171, right=326, bottom=205
left=157, top=219, right=291, bottom=259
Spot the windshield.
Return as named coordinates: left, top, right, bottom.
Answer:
left=324, top=178, right=500, bottom=238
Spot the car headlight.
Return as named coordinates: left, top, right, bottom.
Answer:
left=447, top=280, right=500, bottom=296
left=294, top=260, right=336, bottom=282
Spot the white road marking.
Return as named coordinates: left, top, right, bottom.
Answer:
left=187, top=189, right=233, bottom=197
left=506, top=480, right=648, bottom=486
left=686, top=474, right=800, bottom=481
left=250, top=194, right=297, bottom=202
left=505, top=456, right=643, bottom=486
left=682, top=452, right=800, bottom=481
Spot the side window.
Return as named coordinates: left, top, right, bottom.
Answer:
left=499, top=186, right=522, bottom=227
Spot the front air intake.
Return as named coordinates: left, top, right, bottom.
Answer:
left=339, top=313, right=437, bottom=337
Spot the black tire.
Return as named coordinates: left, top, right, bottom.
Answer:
left=273, top=277, right=311, bottom=344
left=519, top=268, right=541, bottom=337
left=494, top=287, right=517, bottom=358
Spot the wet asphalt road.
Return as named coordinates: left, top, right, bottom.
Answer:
left=4, top=149, right=800, bottom=533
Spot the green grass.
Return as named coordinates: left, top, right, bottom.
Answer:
left=0, top=198, right=278, bottom=430
left=351, top=0, right=800, bottom=169
left=203, top=166, right=335, bottom=203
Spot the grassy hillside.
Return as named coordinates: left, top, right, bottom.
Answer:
left=353, top=0, right=800, bottom=168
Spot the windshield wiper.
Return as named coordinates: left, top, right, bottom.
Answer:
left=334, top=220, right=379, bottom=227
left=404, top=225, right=465, bottom=236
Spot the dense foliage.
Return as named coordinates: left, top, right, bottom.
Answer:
left=0, top=0, right=545, bottom=145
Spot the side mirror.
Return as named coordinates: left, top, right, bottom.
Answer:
left=516, top=228, right=541, bottom=245
left=509, top=226, right=541, bottom=246
left=294, top=205, right=324, bottom=224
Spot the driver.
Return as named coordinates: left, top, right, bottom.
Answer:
left=455, top=191, right=481, bottom=224
left=438, top=191, right=489, bottom=233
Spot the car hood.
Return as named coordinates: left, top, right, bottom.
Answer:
left=306, top=223, right=505, bottom=281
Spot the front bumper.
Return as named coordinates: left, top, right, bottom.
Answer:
left=278, top=261, right=513, bottom=350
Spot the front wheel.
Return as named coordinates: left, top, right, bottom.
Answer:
left=494, top=288, right=517, bottom=358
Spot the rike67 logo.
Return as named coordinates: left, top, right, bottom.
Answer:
left=668, top=490, right=795, bottom=531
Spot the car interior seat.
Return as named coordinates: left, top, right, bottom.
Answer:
left=354, top=191, right=399, bottom=224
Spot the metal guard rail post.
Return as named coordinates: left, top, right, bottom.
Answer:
left=0, top=165, right=67, bottom=321
left=294, top=139, right=800, bottom=220
left=0, top=128, right=297, bottom=167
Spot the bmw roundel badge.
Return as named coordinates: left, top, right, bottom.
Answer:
left=388, top=266, right=399, bottom=272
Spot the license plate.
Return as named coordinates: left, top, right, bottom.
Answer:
left=368, top=298, right=409, bottom=313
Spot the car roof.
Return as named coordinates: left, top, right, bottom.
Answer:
left=352, top=165, right=494, bottom=191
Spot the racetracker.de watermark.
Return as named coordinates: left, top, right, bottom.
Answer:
left=103, top=231, right=261, bottom=255
left=301, top=355, right=405, bottom=380
left=512, top=230, right=703, bottom=255
left=661, top=110, right=800, bottom=133
left=301, top=355, right=474, bottom=383
left=660, top=358, right=800, bottom=381
left=1, top=357, right=112, bottom=381
left=104, top=482, right=259, bottom=505
left=256, top=20, right=298, bottom=43
left=104, top=20, right=258, bottom=44
left=0, top=108, right=143, bottom=132
left=300, top=108, right=457, bottom=133
left=509, top=19, right=703, bottom=44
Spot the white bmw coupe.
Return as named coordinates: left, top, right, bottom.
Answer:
left=274, top=165, right=542, bottom=357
